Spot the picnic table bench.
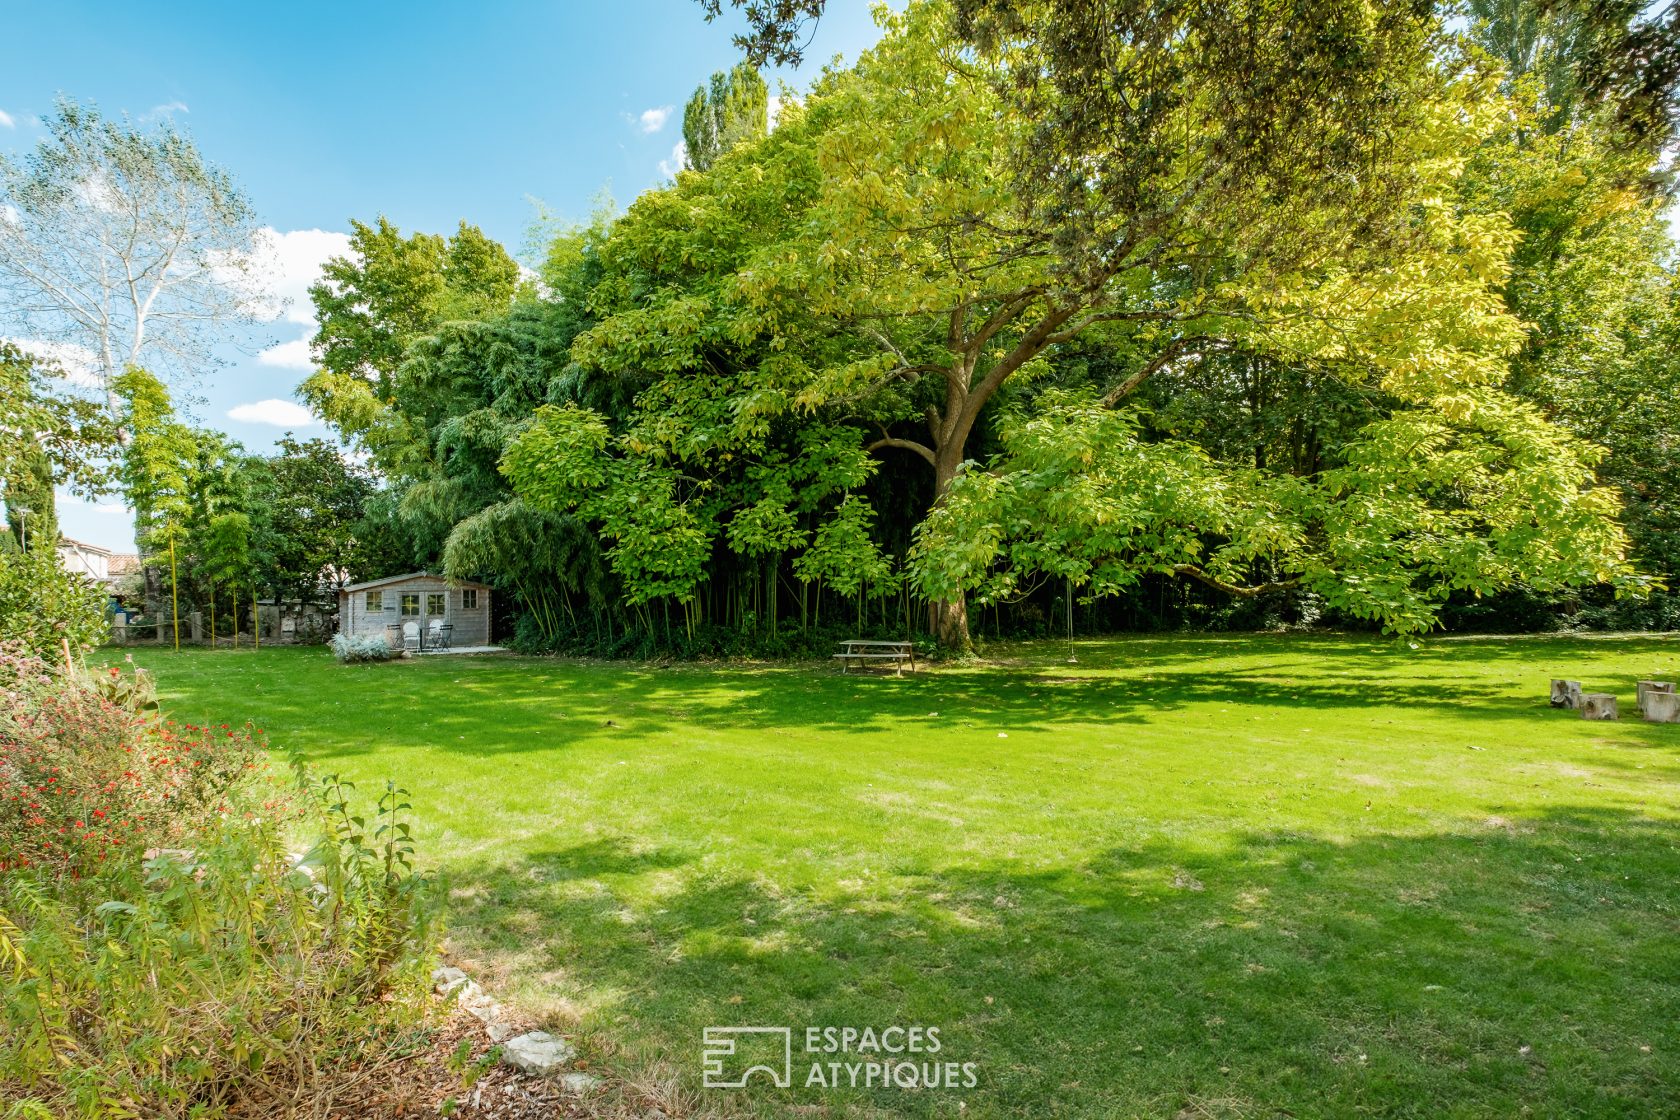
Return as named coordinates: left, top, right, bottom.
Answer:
left=834, top=639, right=915, bottom=675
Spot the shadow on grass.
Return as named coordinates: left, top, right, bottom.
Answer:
left=445, top=806, right=1680, bottom=1119
left=218, top=633, right=1680, bottom=759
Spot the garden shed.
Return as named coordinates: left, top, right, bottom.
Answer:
left=337, top=573, right=493, bottom=648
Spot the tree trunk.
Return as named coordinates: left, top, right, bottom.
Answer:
left=930, top=595, right=970, bottom=649
left=928, top=449, right=972, bottom=651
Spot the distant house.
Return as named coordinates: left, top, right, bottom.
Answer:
left=105, top=552, right=142, bottom=591
left=57, top=537, right=112, bottom=581
left=336, top=572, right=493, bottom=647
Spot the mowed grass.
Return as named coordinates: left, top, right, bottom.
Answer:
left=104, top=634, right=1680, bottom=1119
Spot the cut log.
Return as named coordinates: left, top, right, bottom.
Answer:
left=1550, top=679, right=1583, bottom=709
left=1580, top=693, right=1618, bottom=721
left=1642, top=690, right=1680, bottom=724
left=1635, top=680, right=1676, bottom=717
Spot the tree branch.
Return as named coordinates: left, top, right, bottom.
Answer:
left=1099, top=337, right=1227, bottom=407
left=1172, top=565, right=1299, bottom=598
left=865, top=435, right=938, bottom=467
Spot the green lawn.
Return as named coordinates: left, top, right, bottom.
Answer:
left=105, top=635, right=1680, bottom=1118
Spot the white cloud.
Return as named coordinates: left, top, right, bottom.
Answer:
left=658, top=141, right=689, bottom=179
left=95, top=503, right=128, bottom=515
left=3, top=338, right=102, bottom=387
left=0, top=110, right=14, bottom=129
left=242, top=227, right=353, bottom=325
left=768, top=95, right=781, bottom=130
left=145, top=101, right=189, bottom=119
left=227, top=399, right=318, bottom=427
left=257, top=337, right=314, bottom=370
left=638, top=105, right=674, bottom=133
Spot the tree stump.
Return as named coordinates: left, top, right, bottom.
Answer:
left=1580, top=693, right=1618, bottom=721
left=1550, top=679, right=1583, bottom=709
left=1635, top=680, right=1676, bottom=718
left=1642, top=690, right=1680, bottom=724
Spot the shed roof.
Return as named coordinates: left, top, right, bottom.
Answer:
left=339, top=571, right=493, bottom=594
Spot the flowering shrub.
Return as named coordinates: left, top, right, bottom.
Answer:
left=0, top=645, right=438, bottom=1117
left=0, top=646, right=265, bottom=879
left=330, top=632, right=396, bottom=663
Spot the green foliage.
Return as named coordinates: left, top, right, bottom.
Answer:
left=793, top=494, right=892, bottom=598
left=113, top=369, right=197, bottom=555
left=682, top=60, right=769, bottom=173
left=501, top=0, right=1638, bottom=643
left=286, top=1, right=1671, bottom=648
left=304, top=217, right=522, bottom=434
left=0, top=342, right=114, bottom=551
left=918, top=389, right=1642, bottom=635
left=76, top=656, right=159, bottom=713
left=0, top=548, right=106, bottom=657
left=260, top=436, right=381, bottom=600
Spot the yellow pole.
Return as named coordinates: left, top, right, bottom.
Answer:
left=169, top=536, right=180, bottom=651
left=232, top=586, right=238, bottom=649
left=209, top=585, right=215, bottom=650
left=253, top=586, right=260, bottom=650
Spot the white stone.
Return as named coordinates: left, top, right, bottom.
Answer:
left=487, top=1020, right=519, bottom=1043
left=461, top=987, right=501, bottom=1025
left=501, top=1031, right=576, bottom=1077
left=432, top=966, right=470, bottom=998
left=561, top=1072, right=602, bottom=1094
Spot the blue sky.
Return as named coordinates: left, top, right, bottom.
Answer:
left=1, top=0, right=889, bottom=551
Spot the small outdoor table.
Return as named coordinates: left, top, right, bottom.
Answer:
left=834, top=639, right=915, bottom=675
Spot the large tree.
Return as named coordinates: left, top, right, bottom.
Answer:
left=257, top=435, right=380, bottom=600
left=1457, top=18, right=1680, bottom=621
left=302, top=217, right=522, bottom=449
left=0, top=99, right=266, bottom=420
left=702, top=0, right=1680, bottom=155
left=303, top=215, right=607, bottom=646
left=507, top=1, right=1634, bottom=645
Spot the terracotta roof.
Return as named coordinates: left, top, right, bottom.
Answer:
left=107, top=554, right=142, bottom=577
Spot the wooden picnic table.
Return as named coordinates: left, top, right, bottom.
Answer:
left=834, top=639, right=915, bottom=675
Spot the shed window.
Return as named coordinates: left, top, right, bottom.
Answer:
left=400, top=593, right=420, bottom=617
left=365, top=591, right=383, bottom=611
left=461, top=589, right=478, bottom=609
left=427, top=593, right=446, bottom=616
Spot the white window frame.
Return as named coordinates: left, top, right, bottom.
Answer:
left=399, top=593, right=421, bottom=617
left=461, top=588, right=478, bottom=610
left=365, top=590, right=383, bottom=611
left=427, top=592, right=446, bottom=617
